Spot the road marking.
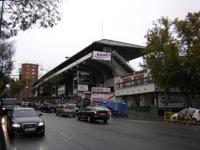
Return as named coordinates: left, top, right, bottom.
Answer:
left=59, top=132, right=72, bottom=140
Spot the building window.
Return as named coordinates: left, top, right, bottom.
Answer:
left=144, top=77, right=150, bottom=84
left=116, top=84, right=120, bottom=90
left=119, top=83, right=123, bottom=89
left=137, top=79, right=143, bottom=85
left=125, top=82, right=131, bottom=87
left=131, top=80, right=137, bottom=86
left=26, top=75, right=30, bottom=80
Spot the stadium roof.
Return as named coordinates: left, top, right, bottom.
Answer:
left=33, top=39, right=145, bottom=86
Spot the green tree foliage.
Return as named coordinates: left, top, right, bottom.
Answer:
left=144, top=11, right=200, bottom=106
left=0, top=41, right=15, bottom=75
left=174, top=12, right=200, bottom=95
left=144, top=17, right=182, bottom=87
left=8, top=79, right=26, bottom=98
left=0, top=74, right=9, bottom=97
left=1, top=0, right=62, bottom=39
left=0, top=41, right=15, bottom=97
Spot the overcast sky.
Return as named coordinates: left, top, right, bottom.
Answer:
left=10, top=0, right=200, bottom=76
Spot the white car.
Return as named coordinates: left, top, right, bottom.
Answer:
left=171, top=108, right=200, bottom=123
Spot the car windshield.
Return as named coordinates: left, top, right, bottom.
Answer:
left=2, top=100, right=16, bottom=105
left=13, top=109, right=38, bottom=118
left=94, top=107, right=108, bottom=111
left=65, top=104, right=75, bottom=109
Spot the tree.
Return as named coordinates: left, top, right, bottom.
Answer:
left=0, top=0, right=63, bottom=95
left=8, top=79, right=26, bottom=98
left=0, top=0, right=62, bottom=40
left=0, top=73, right=9, bottom=97
left=0, top=41, right=15, bottom=97
left=0, top=41, right=15, bottom=74
left=144, top=11, right=200, bottom=107
left=174, top=12, right=200, bottom=95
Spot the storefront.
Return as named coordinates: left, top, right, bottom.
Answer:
left=115, top=70, right=185, bottom=115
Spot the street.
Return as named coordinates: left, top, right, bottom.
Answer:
left=2, top=113, right=200, bottom=150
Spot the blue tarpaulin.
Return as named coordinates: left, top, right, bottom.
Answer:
left=93, top=99, right=128, bottom=117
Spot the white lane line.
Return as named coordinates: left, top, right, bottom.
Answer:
left=59, top=132, right=72, bottom=141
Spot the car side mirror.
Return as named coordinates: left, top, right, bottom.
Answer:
left=39, top=113, right=43, bottom=117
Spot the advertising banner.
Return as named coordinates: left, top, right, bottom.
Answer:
left=92, top=87, right=111, bottom=93
left=92, top=51, right=111, bottom=61
left=58, top=85, right=65, bottom=96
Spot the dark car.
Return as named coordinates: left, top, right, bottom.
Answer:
left=46, top=103, right=57, bottom=113
left=77, top=106, right=111, bottom=123
left=0, top=98, right=17, bottom=115
left=7, top=107, right=45, bottom=138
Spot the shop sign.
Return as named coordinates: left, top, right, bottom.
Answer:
left=122, top=73, right=144, bottom=82
left=58, top=85, right=65, bottom=96
left=92, top=87, right=111, bottom=93
left=78, top=84, right=88, bottom=92
left=115, top=73, right=144, bottom=84
left=92, top=51, right=111, bottom=61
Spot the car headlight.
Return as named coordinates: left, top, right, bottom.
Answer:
left=12, top=123, right=20, bottom=128
left=2, top=107, right=5, bottom=110
left=38, top=122, right=45, bottom=126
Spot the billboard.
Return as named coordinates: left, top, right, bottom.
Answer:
left=78, top=71, right=91, bottom=83
left=58, top=85, right=65, bottom=96
left=78, top=84, right=88, bottom=92
left=158, top=93, right=184, bottom=108
left=92, top=51, right=111, bottom=61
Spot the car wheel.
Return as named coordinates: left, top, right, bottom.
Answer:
left=41, top=131, right=45, bottom=136
left=191, top=118, right=197, bottom=124
left=73, top=115, right=76, bottom=118
left=9, top=130, right=14, bottom=138
left=172, top=117, right=176, bottom=121
left=104, top=119, right=108, bottom=124
left=77, top=115, right=81, bottom=120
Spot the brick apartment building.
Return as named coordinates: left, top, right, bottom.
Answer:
left=20, top=63, right=39, bottom=98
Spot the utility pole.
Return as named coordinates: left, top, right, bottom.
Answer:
left=0, top=1, right=7, bottom=149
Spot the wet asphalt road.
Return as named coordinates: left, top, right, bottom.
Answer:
left=2, top=113, right=200, bottom=150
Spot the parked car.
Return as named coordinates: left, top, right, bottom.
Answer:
left=171, top=108, right=200, bottom=123
left=7, top=107, right=45, bottom=138
left=0, top=98, right=17, bottom=115
left=77, top=106, right=111, bottom=123
left=46, top=104, right=56, bottom=113
left=56, top=103, right=76, bottom=117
